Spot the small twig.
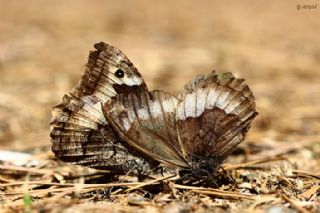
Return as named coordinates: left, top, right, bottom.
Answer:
left=292, top=170, right=320, bottom=180
left=281, top=193, right=309, bottom=213
left=124, top=174, right=177, bottom=193
left=0, top=165, right=56, bottom=175
left=222, top=156, right=286, bottom=171
left=0, top=181, right=141, bottom=187
left=191, top=189, right=255, bottom=200
left=172, top=184, right=255, bottom=200
left=0, top=181, right=74, bottom=187
left=0, top=175, right=14, bottom=183
left=3, top=182, right=157, bottom=196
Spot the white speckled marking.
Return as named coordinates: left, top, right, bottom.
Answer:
left=176, top=101, right=185, bottom=120
left=184, top=93, right=196, bottom=119
left=145, top=96, right=177, bottom=118
left=206, top=86, right=220, bottom=109
left=122, top=118, right=131, bottom=131
left=149, top=101, right=161, bottom=117
left=127, top=108, right=136, bottom=123
left=94, top=85, right=116, bottom=99
left=162, top=97, right=177, bottom=113
left=122, top=75, right=143, bottom=86
left=195, top=88, right=207, bottom=117
left=177, top=84, right=239, bottom=120
left=137, top=108, right=149, bottom=120
left=82, top=96, right=107, bottom=123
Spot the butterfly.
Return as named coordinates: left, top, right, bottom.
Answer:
left=50, top=42, right=156, bottom=173
left=50, top=42, right=258, bottom=177
left=102, top=71, right=258, bottom=176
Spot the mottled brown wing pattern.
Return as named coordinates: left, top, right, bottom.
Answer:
left=50, top=42, right=152, bottom=172
left=102, top=90, right=188, bottom=168
left=176, top=72, right=257, bottom=164
left=50, top=42, right=258, bottom=176
left=101, top=71, right=257, bottom=174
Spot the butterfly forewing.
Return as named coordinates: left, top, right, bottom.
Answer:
left=50, top=42, right=152, bottom=172
left=102, top=90, right=188, bottom=168
left=176, top=71, right=257, bottom=164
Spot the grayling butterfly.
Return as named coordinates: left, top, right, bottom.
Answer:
left=50, top=42, right=258, bottom=177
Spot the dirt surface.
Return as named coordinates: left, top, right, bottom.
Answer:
left=1, top=0, right=320, bottom=212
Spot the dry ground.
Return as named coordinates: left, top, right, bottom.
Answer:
left=0, top=0, right=320, bottom=212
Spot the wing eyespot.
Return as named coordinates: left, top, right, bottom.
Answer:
left=115, top=69, right=125, bottom=78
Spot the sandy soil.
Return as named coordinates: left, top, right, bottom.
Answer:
left=0, top=0, right=319, bottom=212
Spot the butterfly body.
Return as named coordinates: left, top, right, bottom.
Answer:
left=51, top=42, right=258, bottom=178
left=179, top=156, right=224, bottom=179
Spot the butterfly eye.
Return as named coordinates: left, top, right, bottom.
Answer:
left=115, top=69, right=125, bottom=78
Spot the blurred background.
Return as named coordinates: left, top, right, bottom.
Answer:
left=0, top=0, right=319, bottom=166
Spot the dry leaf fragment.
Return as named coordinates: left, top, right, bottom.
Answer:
left=301, top=185, right=320, bottom=200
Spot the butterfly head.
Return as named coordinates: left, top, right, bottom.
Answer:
left=178, top=155, right=224, bottom=179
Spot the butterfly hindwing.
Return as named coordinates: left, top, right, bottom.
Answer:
left=176, top=71, right=257, bottom=163
left=102, top=90, right=188, bottom=168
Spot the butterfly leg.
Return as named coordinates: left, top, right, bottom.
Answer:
left=220, top=166, right=237, bottom=185
left=151, top=166, right=165, bottom=176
